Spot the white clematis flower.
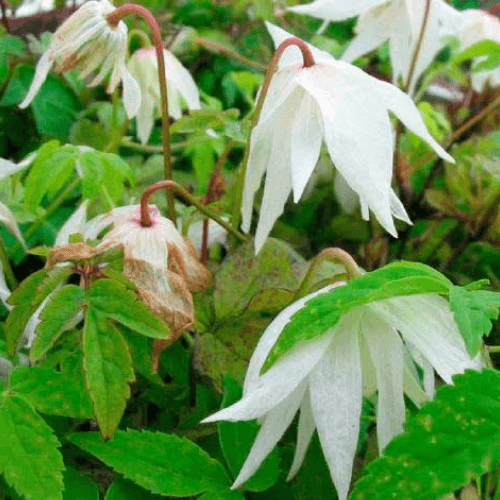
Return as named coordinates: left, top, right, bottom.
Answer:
left=244, top=24, right=453, bottom=252
left=19, top=0, right=141, bottom=118
left=203, top=285, right=480, bottom=500
left=455, top=9, right=500, bottom=92
left=127, top=47, right=201, bottom=144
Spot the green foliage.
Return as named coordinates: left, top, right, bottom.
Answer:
left=0, top=35, right=26, bottom=85
left=9, top=366, right=93, bottom=419
left=63, top=467, right=99, bottom=500
left=105, top=477, right=164, bottom=500
left=349, top=369, right=500, bottom=500
left=265, top=261, right=453, bottom=369
left=83, top=309, right=135, bottom=439
left=450, top=287, right=500, bottom=356
left=6, top=266, right=73, bottom=355
left=0, top=394, right=64, bottom=500
left=218, top=376, right=280, bottom=491
left=70, top=430, right=235, bottom=497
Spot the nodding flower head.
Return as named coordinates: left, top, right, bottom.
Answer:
left=19, top=0, right=141, bottom=118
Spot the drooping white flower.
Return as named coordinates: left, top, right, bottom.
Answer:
left=244, top=24, right=453, bottom=252
left=341, top=0, right=461, bottom=94
left=455, top=9, right=500, bottom=92
left=202, top=285, right=480, bottom=500
left=127, top=47, right=201, bottom=144
left=19, top=0, right=141, bottom=118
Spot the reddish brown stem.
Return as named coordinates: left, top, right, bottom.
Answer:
left=107, top=4, right=175, bottom=223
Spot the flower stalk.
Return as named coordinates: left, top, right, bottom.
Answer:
left=294, top=247, right=361, bottom=299
left=139, top=180, right=247, bottom=242
left=107, top=4, right=176, bottom=223
left=232, top=37, right=316, bottom=232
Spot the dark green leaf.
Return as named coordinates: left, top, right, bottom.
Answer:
left=86, top=279, right=171, bottom=340
left=105, top=477, right=164, bottom=500
left=198, top=491, right=246, bottom=500
left=9, top=366, right=93, bottom=419
left=265, top=261, right=453, bottom=370
left=218, top=376, right=280, bottom=492
left=6, top=266, right=73, bottom=355
left=63, top=467, right=99, bottom=500
left=30, top=284, right=84, bottom=361
left=0, top=394, right=63, bottom=500
left=450, top=287, right=500, bottom=356
left=70, top=430, right=231, bottom=496
left=350, top=369, right=500, bottom=500
left=82, top=310, right=135, bottom=439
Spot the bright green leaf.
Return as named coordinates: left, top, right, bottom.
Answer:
left=265, top=261, right=453, bottom=369
left=350, top=369, right=500, bottom=500
left=30, top=284, right=84, bottom=361
left=70, top=430, right=231, bottom=496
left=82, top=310, right=135, bottom=439
left=63, top=467, right=99, bottom=500
left=9, top=366, right=93, bottom=419
left=0, top=394, right=64, bottom=500
left=105, top=477, right=164, bottom=500
left=86, top=279, right=171, bottom=340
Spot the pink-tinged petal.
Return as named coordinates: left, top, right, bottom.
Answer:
left=309, top=316, right=363, bottom=500
left=231, top=382, right=306, bottom=489
left=287, top=0, right=388, bottom=22
left=19, top=52, right=53, bottom=109
left=372, top=294, right=480, bottom=384
left=361, top=307, right=405, bottom=451
left=202, top=330, right=333, bottom=423
left=290, top=91, right=323, bottom=202
left=373, top=78, right=454, bottom=163
left=244, top=283, right=342, bottom=394
left=287, top=387, right=316, bottom=480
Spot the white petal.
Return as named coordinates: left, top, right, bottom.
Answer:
left=287, top=387, right=316, bottom=480
left=244, top=283, right=341, bottom=394
left=56, top=201, right=88, bottom=246
left=19, top=52, right=53, bottom=108
left=232, top=382, right=306, bottom=489
left=136, top=92, right=156, bottom=145
left=202, top=330, right=333, bottom=423
left=287, top=0, right=388, bottom=22
left=402, top=365, right=428, bottom=407
left=290, top=91, right=323, bottom=202
left=361, top=307, right=406, bottom=451
left=373, top=79, right=454, bottom=163
left=389, top=189, right=412, bottom=224
left=309, top=316, right=363, bottom=500
left=121, top=64, right=141, bottom=119
left=372, top=294, right=479, bottom=384
left=334, top=170, right=360, bottom=214
left=0, top=153, right=36, bottom=180
left=0, top=261, right=10, bottom=307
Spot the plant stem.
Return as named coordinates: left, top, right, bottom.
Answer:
left=197, top=37, right=268, bottom=72
left=121, top=135, right=214, bottom=153
left=294, top=247, right=361, bottom=300
left=0, top=236, right=17, bottom=289
left=0, top=0, right=10, bottom=34
left=139, top=180, right=247, bottom=241
left=9, top=177, right=80, bottom=258
left=232, top=37, right=316, bottom=232
left=108, top=4, right=175, bottom=224
left=488, top=346, right=500, bottom=353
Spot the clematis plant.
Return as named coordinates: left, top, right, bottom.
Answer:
left=203, top=256, right=481, bottom=500
left=242, top=24, right=453, bottom=252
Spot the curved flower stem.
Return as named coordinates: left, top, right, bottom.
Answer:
left=232, top=37, right=316, bottom=232
left=107, top=4, right=176, bottom=224
left=140, top=180, right=247, bottom=242
left=294, top=248, right=361, bottom=300
left=404, top=0, right=432, bottom=94
left=197, top=37, right=268, bottom=72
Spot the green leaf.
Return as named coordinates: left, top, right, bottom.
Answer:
left=170, top=109, right=239, bottom=134
left=86, top=279, right=171, bottom=340
left=30, top=284, right=84, bottom=361
left=198, top=491, right=246, bottom=500
left=105, top=477, right=164, bottom=500
left=218, top=376, right=280, bottom=492
left=63, top=467, right=99, bottom=500
left=214, top=238, right=307, bottom=321
left=349, top=369, right=500, bottom=500
left=70, top=430, right=232, bottom=496
left=453, top=40, right=500, bottom=65
left=9, top=366, right=94, bottom=419
left=265, top=261, right=453, bottom=370
left=0, top=35, right=26, bottom=84
left=0, top=394, right=64, bottom=500
left=449, top=287, right=500, bottom=356
left=6, top=266, right=73, bottom=355
left=82, top=310, right=135, bottom=439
